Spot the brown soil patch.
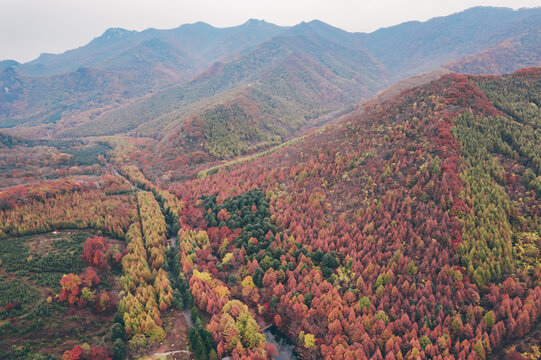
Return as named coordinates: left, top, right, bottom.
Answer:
left=129, top=308, right=193, bottom=360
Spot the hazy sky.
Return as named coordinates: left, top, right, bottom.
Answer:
left=1, top=0, right=540, bottom=62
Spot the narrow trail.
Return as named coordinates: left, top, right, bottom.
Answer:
left=169, top=236, right=178, bottom=249
left=108, top=163, right=140, bottom=192
left=183, top=309, right=194, bottom=328
left=152, top=350, right=191, bottom=356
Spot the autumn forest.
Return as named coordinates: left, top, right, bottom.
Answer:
left=1, top=6, right=541, bottom=360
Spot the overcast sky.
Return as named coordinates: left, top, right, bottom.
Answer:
left=1, top=0, right=540, bottom=62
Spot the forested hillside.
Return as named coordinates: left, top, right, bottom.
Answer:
left=1, top=63, right=540, bottom=359
left=2, top=7, right=541, bottom=158
left=0, top=20, right=285, bottom=131
left=359, top=7, right=541, bottom=79
left=160, top=68, right=541, bottom=359
left=58, top=32, right=385, bottom=139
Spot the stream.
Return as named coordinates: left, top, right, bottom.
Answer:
left=264, top=326, right=298, bottom=360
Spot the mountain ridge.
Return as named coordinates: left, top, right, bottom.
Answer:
left=2, top=6, right=541, bottom=162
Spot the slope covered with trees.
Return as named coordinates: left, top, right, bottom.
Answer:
left=3, top=65, right=538, bottom=360
left=0, top=20, right=285, bottom=130
left=166, top=68, right=541, bottom=359
left=3, top=7, right=541, bottom=167
left=58, top=31, right=385, bottom=139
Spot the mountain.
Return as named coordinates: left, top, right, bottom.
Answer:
left=162, top=67, right=541, bottom=359
left=59, top=32, right=385, bottom=138
left=17, top=20, right=285, bottom=78
left=358, top=6, right=541, bottom=80
left=0, top=60, right=20, bottom=72
left=0, top=20, right=286, bottom=130
left=444, top=11, right=541, bottom=74
left=1, top=6, right=541, bottom=158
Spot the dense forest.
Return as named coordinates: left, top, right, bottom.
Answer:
left=1, top=67, right=540, bottom=359
left=165, top=68, right=541, bottom=359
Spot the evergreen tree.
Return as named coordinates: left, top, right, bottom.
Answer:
left=112, top=339, right=126, bottom=360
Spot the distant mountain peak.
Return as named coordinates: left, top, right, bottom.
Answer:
left=99, top=28, right=134, bottom=41
left=307, top=19, right=325, bottom=25
left=459, top=5, right=514, bottom=13
left=0, top=60, right=20, bottom=73
left=237, top=18, right=275, bottom=30
left=244, top=18, right=267, bottom=25
left=176, top=21, right=216, bottom=31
